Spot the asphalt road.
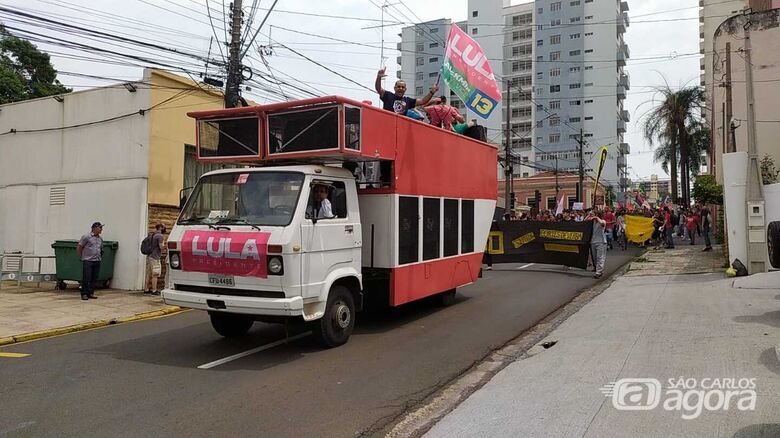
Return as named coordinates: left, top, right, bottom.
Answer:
left=0, top=248, right=639, bottom=438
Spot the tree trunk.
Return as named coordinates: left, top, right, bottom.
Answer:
left=670, top=135, right=679, bottom=203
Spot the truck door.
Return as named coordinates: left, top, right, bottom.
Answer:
left=300, top=179, right=361, bottom=299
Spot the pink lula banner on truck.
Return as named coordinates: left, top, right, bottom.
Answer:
left=440, top=25, right=502, bottom=120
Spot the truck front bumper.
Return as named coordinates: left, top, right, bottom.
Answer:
left=162, top=288, right=304, bottom=316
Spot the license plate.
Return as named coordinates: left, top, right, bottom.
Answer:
left=208, top=274, right=235, bottom=287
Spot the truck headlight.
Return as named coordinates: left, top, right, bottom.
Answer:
left=267, top=256, right=283, bottom=275
left=170, top=252, right=181, bottom=269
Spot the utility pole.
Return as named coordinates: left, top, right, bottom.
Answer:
left=224, top=0, right=244, bottom=108
left=725, top=42, right=734, bottom=153
left=554, top=156, right=559, bottom=198
left=504, top=80, right=512, bottom=214
left=577, top=128, right=584, bottom=202
left=743, top=18, right=766, bottom=274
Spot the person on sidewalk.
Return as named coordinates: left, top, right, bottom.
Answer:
left=603, top=207, right=616, bottom=250
left=686, top=212, right=697, bottom=245
left=76, top=222, right=103, bottom=301
left=587, top=209, right=608, bottom=279
left=143, top=224, right=166, bottom=296
left=700, top=201, right=713, bottom=251
left=663, top=207, right=675, bottom=249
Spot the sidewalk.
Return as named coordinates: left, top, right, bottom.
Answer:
left=0, top=282, right=180, bottom=345
left=423, top=245, right=780, bottom=437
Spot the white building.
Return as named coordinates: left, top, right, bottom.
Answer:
left=0, top=70, right=224, bottom=290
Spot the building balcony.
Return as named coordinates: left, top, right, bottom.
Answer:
left=617, top=85, right=627, bottom=99
left=620, top=1, right=629, bottom=12
left=397, top=56, right=402, bottom=65
left=617, top=120, right=627, bottom=133
left=620, top=109, right=630, bottom=122
left=617, top=51, right=627, bottom=67
left=619, top=142, right=631, bottom=155
left=617, top=155, right=627, bottom=168
left=617, top=12, right=629, bottom=33
left=396, top=70, right=402, bottom=79
left=618, top=43, right=630, bottom=59
left=619, top=73, right=630, bottom=90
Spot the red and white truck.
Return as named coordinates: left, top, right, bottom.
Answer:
left=162, top=96, right=497, bottom=347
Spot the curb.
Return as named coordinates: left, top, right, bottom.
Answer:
left=383, top=255, right=639, bottom=438
left=0, top=306, right=183, bottom=347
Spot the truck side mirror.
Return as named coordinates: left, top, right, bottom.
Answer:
left=179, top=194, right=187, bottom=209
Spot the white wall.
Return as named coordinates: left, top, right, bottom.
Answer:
left=0, top=85, right=151, bottom=290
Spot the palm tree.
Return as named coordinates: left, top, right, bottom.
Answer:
left=652, top=123, right=711, bottom=203
left=641, top=86, right=706, bottom=205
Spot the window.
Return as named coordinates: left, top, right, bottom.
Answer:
left=549, top=133, right=561, bottom=143
left=584, top=66, right=593, bottom=70
left=585, top=15, right=593, bottom=19
left=513, top=60, right=532, bottom=71
left=429, top=42, right=439, bottom=48
left=537, top=7, right=543, bottom=14
left=513, top=44, right=533, bottom=56
left=550, top=68, right=560, bottom=77
left=536, top=136, right=543, bottom=144
left=547, top=197, right=557, bottom=210
left=585, top=32, right=593, bottom=36
left=584, top=49, right=593, bottom=54
left=570, top=33, right=580, bottom=39
left=550, top=100, right=561, bottom=109
left=461, top=200, right=474, bottom=253
left=569, top=66, right=581, bottom=72
left=569, top=83, right=581, bottom=89
left=569, top=117, right=581, bottom=122
left=443, top=199, right=459, bottom=257
left=431, top=28, right=438, bottom=33
left=416, top=72, right=424, bottom=81
left=423, top=198, right=440, bottom=261
left=537, top=55, right=544, bottom=62
left=585, top=116, right=594, bottom=120
left=570, top=100, right=581, bottom=105
left=416, top=87, right=423, bottom=95
left=550, top=51, right=560, bottom=61
left=513, top=13, right=532, bottom=26
left=584, top=82, right=593, bottom=87
left=536, top=104, right=544, bottom=111
left=416, top=57, right=424, bottom=66
left=536, top=71, right=543, bottom=79
left=569, top=50, right=581, bottom=56
left=537, top=39, right=544, bottom=47
left=549, top=116, right=560, bottom=126
left=471, top=28, right=478, bottom=35
left=523, top=172, right=530, bottom=178
left=472, top=10, right=479, bottom=17
left=512, top=107, right=532, bottom=118
left=522, top=156, right=529, bottom=162
left=585, top=99, right=593, bottom=103
left=570, top=17, right=581, bottom=23
left=416, top=43, right=424, bottom=52
left=429, top=72, right=438, bottom=78
left=570, top=0, right=580, bottom=5
left=550, top=85, right=560, bottom=93
left=584, top=133, right=593, bottom=138
left=550, top=35, right=561, bottom=44
left=526, top=197, right=537, bottom=208
left=550, top=2, right=561, bottom=11
left=536, top=120, right=544, bottom=128
left=307, top=180, right=349, bottom=220
left=429, top=57, right=438, bottom=63
left=399, top=196, right=419, bottom=264
left=550, top=18, right=561, bottom=26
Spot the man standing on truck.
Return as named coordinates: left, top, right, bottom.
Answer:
left=375, top=67, right=438, bottom=115
left=76, top=222, right=103, bottom=301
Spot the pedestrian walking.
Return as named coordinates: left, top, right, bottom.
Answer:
left=587, top=209, right=608, bottom=279
left=686, top=212, right=697, bottom=245
left=141, top=223, right=166, bottom=295
left=700, top=201, right=713, bottom=251
left=76, top=222, right=103, bottom=301
left=663, top=207, right=675, bottom=249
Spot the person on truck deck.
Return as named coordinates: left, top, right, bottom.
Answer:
left=375, top=67, right=438, bottom=115
left=424, top=96, right=464, bottom=131
left=313, top=184, right=335, bottom=219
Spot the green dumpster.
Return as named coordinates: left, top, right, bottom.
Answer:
left=51, top=240, right=119, bottom=290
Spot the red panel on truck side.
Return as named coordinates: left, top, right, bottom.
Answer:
left=390, top=253, right=482, bottom=306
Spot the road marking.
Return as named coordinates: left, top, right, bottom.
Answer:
left=0, top=352, right=30, bottom=358
left=197, top=332, right=310, bottom=370
left=516, top=263, right=534, bottom=270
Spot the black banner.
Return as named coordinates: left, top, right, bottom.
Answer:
left=487, top=220, right=593, bottom=269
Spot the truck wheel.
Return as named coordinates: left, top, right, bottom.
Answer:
left=436, top=289, right=457, bottom=307
left=312, top=285, right=355, bottom=348
left=769, top=221, right=780, bottom=269
left=209, top=312, right=254, bottom=338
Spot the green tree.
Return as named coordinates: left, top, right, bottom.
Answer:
left=760, top=154, right=779, bottom=185
left=692, top=174, right=723, bottom=205
left=0, top=24, right=70, bottom=104
left=641, top=85, right=707, bottom=205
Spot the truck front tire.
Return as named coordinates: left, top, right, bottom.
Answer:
left=312, top=285, right=355, bottom=348
left=209, top=312, right=254, bottom=338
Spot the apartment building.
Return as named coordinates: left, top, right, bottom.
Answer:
left=533, top=0, right=630, bottom=195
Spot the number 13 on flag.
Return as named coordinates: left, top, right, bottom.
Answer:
left=467, top=89, right=498, bottom=119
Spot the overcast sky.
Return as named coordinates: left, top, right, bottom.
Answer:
left=2, top=0, right=706, bottom=181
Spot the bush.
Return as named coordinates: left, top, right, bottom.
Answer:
left=692, top=174, right=723, bottom=205
left=760, top=155, right=779, bottom=185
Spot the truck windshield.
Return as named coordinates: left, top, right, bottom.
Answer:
left=179, top=171, right=304, bottom=226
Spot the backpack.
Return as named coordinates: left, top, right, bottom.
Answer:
left=140, top=234, right=155, bottom=255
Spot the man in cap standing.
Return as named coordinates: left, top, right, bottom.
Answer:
left=76, top=222, right=104, bottom=301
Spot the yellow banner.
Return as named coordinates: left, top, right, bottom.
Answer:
left=625, top=215, right=656, bottom=244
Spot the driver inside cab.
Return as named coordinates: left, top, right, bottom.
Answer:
left=312, top=184, right=334, bottom=219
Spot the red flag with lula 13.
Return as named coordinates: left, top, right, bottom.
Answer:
left=440, top=25, right=502, bottom=119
